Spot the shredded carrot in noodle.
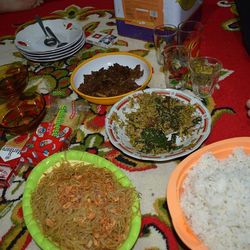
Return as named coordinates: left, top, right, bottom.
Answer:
left=31, top=160, right=137, bottom=250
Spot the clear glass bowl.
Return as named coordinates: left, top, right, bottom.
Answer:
left=0, top=93, right=46, bottom=135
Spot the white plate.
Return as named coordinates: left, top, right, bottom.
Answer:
left=23, top=40, right=85, bottom=62
left=20, top=35, right=85, bottom=59
left=18, top=34, right=85, bottom=56
left=105, top=88, right=212, bottom=162
left=15, top=19, right=83, bottom=53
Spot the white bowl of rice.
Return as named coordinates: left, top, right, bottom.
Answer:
left=167, top=137, right=250, bottom=250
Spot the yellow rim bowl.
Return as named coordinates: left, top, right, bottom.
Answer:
left=70, top=52, right=153, bottom=105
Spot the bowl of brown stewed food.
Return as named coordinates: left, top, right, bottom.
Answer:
left=70, top=52, right=153, bottom=105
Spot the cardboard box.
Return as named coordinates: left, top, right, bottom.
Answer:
left=114, top=0, right=203, bottom=41
left=86, top=32, right=118, bottom=48
left=0, top=165, right=18, bottom=188
left=0, top=134, right=30, bottom=188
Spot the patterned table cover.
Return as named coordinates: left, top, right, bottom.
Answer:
left=0, top=1, right=246, bottom=250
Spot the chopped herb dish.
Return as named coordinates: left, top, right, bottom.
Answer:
left=122, top=92, right=202, bottom=154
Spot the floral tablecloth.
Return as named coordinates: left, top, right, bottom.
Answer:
left=0, top=1, right=249, bottom=250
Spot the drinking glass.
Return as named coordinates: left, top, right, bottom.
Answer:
left=189, top=56, right=222, bottom=98
left=178, top=20, right=203, bottom=57
left=153, top=24, right=177, bottom=65
left=163, top=45, right=190, bottom=89
left=0, top=62, right=28, bottom=99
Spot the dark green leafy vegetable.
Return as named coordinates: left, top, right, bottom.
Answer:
left=140, top=127, right=179, bottom=153
left=123, top=93, right=202, bottom=154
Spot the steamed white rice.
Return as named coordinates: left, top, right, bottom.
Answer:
left=181, top=148, right=250, bottom=250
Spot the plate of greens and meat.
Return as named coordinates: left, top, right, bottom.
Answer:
left=105, top=88, right=212, bottom=161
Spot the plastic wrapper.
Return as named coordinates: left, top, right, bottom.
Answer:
left=20, top=99, right=89, bottom=166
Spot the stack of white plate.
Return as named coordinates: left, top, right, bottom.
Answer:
left=15, top=19, right=85, bottom=62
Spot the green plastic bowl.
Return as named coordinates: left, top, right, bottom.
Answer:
left=22, top=150, right=141, bottom=250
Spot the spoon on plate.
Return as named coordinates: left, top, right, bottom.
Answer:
left=35, top=16, right=57, bottom=47
left=45, top=26, right=68, bottom=48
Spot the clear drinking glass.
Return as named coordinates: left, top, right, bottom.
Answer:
left=189, top=56, right=222, bottom=98
left=178, top=20, right=203, bottom=58
left=0, top=62, right=28, bottom=99
left=163, top=45, right=190, bottom=89
left=153, top=24, right=177, bottom=65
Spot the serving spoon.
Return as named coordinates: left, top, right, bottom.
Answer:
left=35, top=16, right=57, bottom=47
left=45, top=26, right=68, bottom=48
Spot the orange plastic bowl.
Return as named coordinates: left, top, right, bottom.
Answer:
left=166, top=137, right=250, bottom=250
left=70, top=52, right=152, bottom=105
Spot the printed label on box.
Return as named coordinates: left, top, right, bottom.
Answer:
left=86, top=32, right=118, bottom=48
left=122, top=0, right=164, bottom=28
left=0, top=166, right=11, bottom=180
left=0, top=165, right=17, bottom=188
left=0, top=134, right=29, bottom=162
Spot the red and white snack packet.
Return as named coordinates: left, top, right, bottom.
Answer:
left=0, top=134, right=30, bottom=188
left=20, top=100, right=89, bottom=166
left=20, top=122, right=72, bottom=165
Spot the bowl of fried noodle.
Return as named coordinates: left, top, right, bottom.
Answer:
left=23, top=150, right=141, bottom=250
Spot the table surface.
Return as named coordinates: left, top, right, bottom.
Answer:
left=0, top=0, right=249, bottom=249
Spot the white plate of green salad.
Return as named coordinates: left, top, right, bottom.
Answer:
left=105, top=88, right=212, bottom=161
